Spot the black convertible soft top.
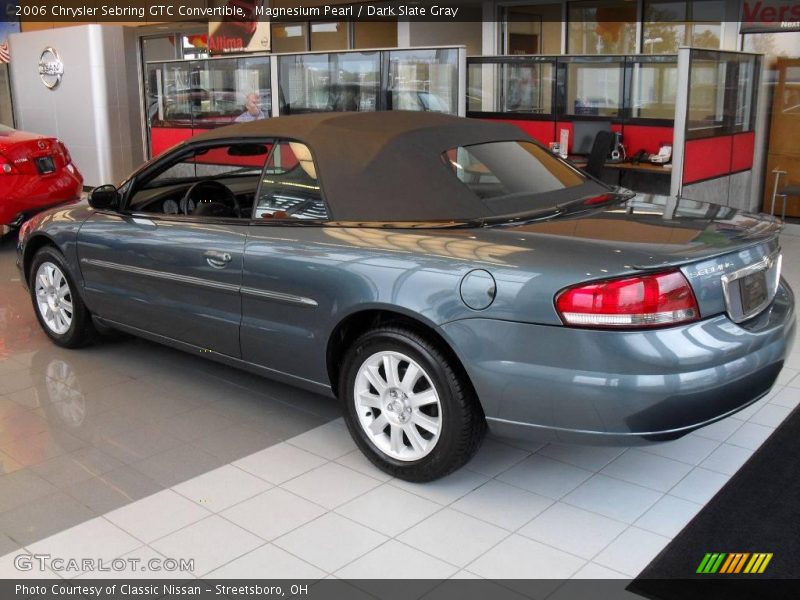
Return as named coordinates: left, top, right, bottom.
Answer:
left=192, top=111, right=533, bottom=222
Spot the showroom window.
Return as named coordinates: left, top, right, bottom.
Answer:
left=502, top=61, right=555, bottom=113
left=567, top=0, right=638, bottom=54
left=642, top=0, right=723, bottom=53
left=563, top=59, right=625, bottom=118
left=626, top=56, right=678, bottom=119
left=146, top=55, right=273, bottom=157
left=279, top=52, right=380, bottom=113
left=467, top=57, right=557, bottom=114
left=387, top=48, right=461, bottom=115
left=686, top=50, right=760, bottom=138
left=501, top=3, right=563, bottom=55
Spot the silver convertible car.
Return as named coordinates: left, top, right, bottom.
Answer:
left=16, top=112, right=795, bottom=481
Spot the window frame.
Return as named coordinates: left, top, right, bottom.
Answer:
left=565, top=0, right=639, bottom=55
left=641, top=0, right=724, bottom=54
left=685, top=49, right=761, bottom=140
left=557, top=55, right=627, bottom=120
left=466, top=54, right=559, bottom=121
left=440, top=139, right=603, bottom=217
left=251, top=138, right=332, bottom=224
left=121, top=137, right=330, bottom=226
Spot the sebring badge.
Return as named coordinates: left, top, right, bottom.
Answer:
left=38, top=47, right=64, bottom=89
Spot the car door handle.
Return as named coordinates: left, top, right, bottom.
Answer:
left=204, top=250, right=232, bottom=268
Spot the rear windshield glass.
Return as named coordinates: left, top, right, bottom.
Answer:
left=443, top=141, right=598, bottom=216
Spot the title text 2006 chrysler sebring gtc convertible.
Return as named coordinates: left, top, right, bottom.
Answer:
left=16, top=113, right=796, bottom=481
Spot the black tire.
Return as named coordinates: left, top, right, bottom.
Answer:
left=28, top=246, right=96, bottom=348
left=339, top=325, right=485, bottom=482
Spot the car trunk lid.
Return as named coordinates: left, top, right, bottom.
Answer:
left=0, top=129, right=64, bottom=175
left=489, top=194, right=783, bottom=321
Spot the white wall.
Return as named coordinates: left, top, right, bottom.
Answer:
left=9, top=25, right=144, bottom=187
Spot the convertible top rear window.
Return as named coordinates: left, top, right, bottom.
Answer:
left=443, top=141, right=592, bottom=216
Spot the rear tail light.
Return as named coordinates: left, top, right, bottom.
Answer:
left=57, top=140, right=72, bottom=164
left=555, top=270, right=700, bottom=329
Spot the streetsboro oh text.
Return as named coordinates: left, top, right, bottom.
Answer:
left=15, top=584, right=307, bottom=597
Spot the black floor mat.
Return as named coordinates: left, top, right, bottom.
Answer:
left=630, top=404, right=800, bottom=600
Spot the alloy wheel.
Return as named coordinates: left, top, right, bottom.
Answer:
left=354, top=350, right=443, bottom=461
left=34, top=262, right=73, bottom=335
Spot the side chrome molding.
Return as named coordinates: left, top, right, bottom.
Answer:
left=80, top=258, right=318, bottom=307
left=240, top=286, right=318, bottom=307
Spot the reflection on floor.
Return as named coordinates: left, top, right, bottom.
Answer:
left=0, top=234, right=339, bottom=552
left=0, top=232, right=798, bottom=582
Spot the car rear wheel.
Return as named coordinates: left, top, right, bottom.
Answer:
left=29, top=247, right=96, bottom=348
left=340, top=326, right=485, bottom=482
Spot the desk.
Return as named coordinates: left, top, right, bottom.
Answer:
left=605, top=161, right=672, bottom=175
left=567, top=156, right=672, bottom=193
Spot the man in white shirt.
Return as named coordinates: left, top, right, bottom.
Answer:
left=235, top=92, right=266, bottom=122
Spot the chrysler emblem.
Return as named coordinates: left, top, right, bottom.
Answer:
left=38, top=47, right=64, bottom=89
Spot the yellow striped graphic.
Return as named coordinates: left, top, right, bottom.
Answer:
left=743, top=553, right=773, bottom=574
left=758, top=554, right=773, bottom=573
left=744, top=554, right=760, bottom=573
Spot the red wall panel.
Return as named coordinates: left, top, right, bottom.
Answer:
left=555, top=121, right=574, bottom=153
left=150, top=128, right=196, bottom=157
left=621, top=125, right=674, bottom=155
left=731, top=131, right=756, bottom=172
left=683, top=136, right=734, bottom=184
left=479, top=119, right=679, bottom=160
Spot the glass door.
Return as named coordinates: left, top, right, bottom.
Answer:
left=763, top=58, right=800, bottom=217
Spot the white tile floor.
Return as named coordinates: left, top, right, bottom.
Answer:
left=0, top=233, right=798, bottom=581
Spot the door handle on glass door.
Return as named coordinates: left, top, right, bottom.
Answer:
left=204, top=250, right=232, bottom=268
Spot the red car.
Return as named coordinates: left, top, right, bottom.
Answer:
left=0, top=124, right=83, bottom=235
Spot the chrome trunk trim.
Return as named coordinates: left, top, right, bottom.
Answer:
left=720, top=250, right=782, bottom=324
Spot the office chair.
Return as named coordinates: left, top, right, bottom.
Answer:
left=584, top=130, right=616, bottom=179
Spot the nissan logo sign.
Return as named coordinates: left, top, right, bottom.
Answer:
left=38, top=47, right=64, bottom=89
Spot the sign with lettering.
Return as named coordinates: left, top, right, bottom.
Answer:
left=208, top=0, right=270, bottom=54
left=741, top=1, right=800, bottom=33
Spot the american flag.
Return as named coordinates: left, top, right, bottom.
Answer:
left=0, top=42, right=9, bottom=64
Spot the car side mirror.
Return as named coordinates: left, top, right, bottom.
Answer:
left=88, top=185, right=120, bottom=210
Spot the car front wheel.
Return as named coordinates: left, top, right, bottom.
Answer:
left=29, top=247, right=96, bottom=348
left=340, top=326, right=485, bottom=482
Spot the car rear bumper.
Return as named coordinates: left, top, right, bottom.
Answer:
left=439, top=279, right=795, bottom=445
left=0, top=169, right=83, bottom=226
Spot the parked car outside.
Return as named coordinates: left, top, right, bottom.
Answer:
left=16, top=112, right=795, bottom=481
